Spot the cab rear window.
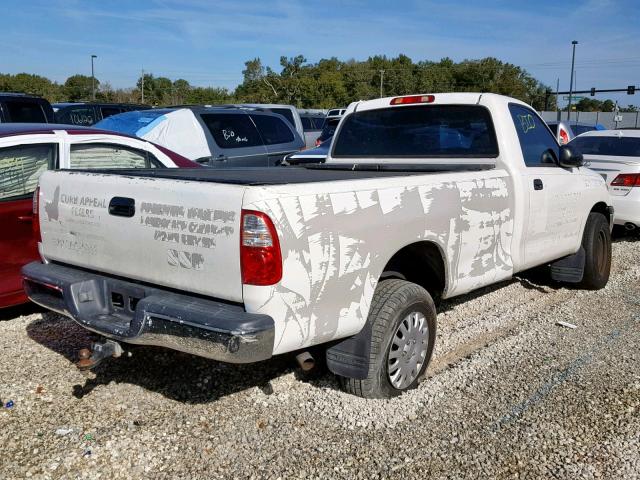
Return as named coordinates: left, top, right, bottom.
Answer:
left=332, top=105, right=498, bottom=158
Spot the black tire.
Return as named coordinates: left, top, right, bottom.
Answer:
left=340, top=279, right=437, bottom=399
left=578, top=212, right=612, bottom=290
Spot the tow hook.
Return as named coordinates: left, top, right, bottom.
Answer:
left=76, top=340, right=125, bottom=370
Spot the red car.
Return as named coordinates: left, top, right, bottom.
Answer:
left=0, top=123, right=199, bottom=308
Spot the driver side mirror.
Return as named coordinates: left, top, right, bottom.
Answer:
left=558, top=144, right=584, bottom=168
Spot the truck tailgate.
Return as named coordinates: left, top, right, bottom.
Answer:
left=37, top=170, right=245, bottom=302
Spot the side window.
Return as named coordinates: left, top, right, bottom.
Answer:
left=269, top=108, right=296, bottom=128
left=6, top=101, right=46, bottom=123
left=100, top=107, right=123, bottom=120
left=250, top=114, right=295, bottom=145
left=301, top=117, right=313, bottom=130
left=58, top=107, right=96, bottom=126
left=0, top=144, right=56, bottom=200
left=509, top=104, right=559, bottom=167
left=69, top=144, right=160, bottom=169
left=200, top=113, right=263, bottom=149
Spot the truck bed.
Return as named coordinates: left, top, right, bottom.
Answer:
left=67, top=163, right=495, bottom=186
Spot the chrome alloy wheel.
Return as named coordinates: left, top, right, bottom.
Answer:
left=387, top=311, right=429, bottom=390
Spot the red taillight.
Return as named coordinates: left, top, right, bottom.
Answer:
left=559, top=128, right=569, bottom=145
left=390, top=95, right=435, bottom=105
left=315, top=138, right=322, bottom=147
left=611, top=174, right=640, bottom=187
left=32, top=186, right=42, bottom=243
left=240, top=210, right=282, bottom=286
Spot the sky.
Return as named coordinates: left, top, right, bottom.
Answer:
left=3, top=0, right=640, bottom=107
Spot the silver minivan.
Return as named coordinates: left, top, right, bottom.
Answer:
left=95, top=107, right=305, bottom=167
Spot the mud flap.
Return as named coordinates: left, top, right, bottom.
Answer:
left=550, top=247, right=585, bottom=283
left=325, top=323, right=373, bottom=380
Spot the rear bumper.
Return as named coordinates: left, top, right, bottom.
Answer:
left=610, top=193, right=640, bottom=226
left=21, top=262, right=274, bottom=363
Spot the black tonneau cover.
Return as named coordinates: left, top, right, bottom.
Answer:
left=67, top=163, right=494, bottom=186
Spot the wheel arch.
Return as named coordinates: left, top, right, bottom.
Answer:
left=590, top=201, right=611, bottom=225
left=378, top=240, right=448, bottom=305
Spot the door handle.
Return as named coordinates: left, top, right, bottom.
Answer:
left=109, top=197, right=135, bottom=217
left=533, top=179, right=544, bottom=191
left=17, top=215, right=33, bottom=223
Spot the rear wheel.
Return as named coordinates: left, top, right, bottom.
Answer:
left=340, top=279, right=436, bottom=399
left=578, top=212, right=611, bottom=290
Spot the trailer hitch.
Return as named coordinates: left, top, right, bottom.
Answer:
left=77, top=340, right=126, bottom=370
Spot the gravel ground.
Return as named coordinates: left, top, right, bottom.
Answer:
left=1, top=237, right=639, bottom=479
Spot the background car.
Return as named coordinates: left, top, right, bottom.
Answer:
left=283, top=139, right=330, bottom=164
left=571, top=130, right=640, bottom=233
left=300, top=113, right=325, bottom=148
left=0, top=93, right=54, bottom=123
left=546, top=120, right=605, bottom=145
left=315, top=116, right=341, bottom=146
left=0, top=123, right=198, bottom=308
left=326, top=108, right=346, bottom=117
left=96, top=107, right=305, bottom=166
left=53, top=102, right=150, bottom=126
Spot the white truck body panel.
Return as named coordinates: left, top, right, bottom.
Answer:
left=38, top=171, right=245, bottom=302
left=242, top=170, right=514, bottom=354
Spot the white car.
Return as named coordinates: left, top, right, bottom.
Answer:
left=572, top=130, right=640, bottom=231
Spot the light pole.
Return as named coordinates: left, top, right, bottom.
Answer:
left=91, top=55, right=97, bottom=100
left=567, top=41, right=578, bottom=121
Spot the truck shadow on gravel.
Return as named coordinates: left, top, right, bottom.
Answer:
left=26, top=313, right=294, bottom=404
left=0, top=302, right=45, bottom=321
left=437, top=267, right=559, bottom=314
left=612, top=230, right=640, bottom=243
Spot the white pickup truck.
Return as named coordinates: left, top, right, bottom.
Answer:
left=24, top=93, right=613, bottom=398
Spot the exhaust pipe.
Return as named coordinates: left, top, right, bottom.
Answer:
left=295, top=351, right=315, bottom=372
left=624, top=222, right=636, bottom=231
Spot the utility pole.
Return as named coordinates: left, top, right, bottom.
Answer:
left=555, top=78, right=560, bottom=121
left=91, top=55, right=97, bottom=100
left=567, top=40, right=578, bottom=121
left=141, top=68, right=145, bottom=104
left=379, top=70, right=385, bottom=98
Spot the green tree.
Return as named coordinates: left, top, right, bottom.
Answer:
left=63, top=74, right=98, bottom=101
left=0, top=73, right=62, bottom=101
left=185, top=86, right=232, bottom=105
left=601, top=100, right=615, bottom=112
left=172, top=79, right=191, bottom=104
